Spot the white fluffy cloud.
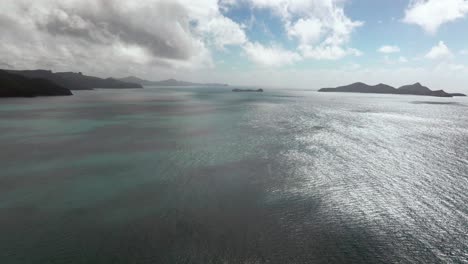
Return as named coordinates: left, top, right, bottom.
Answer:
left=189, top=1, right=248, bottom=49
left=403, top=0, right=468, bottom=34
left=378, top=45, right=401, bottom=53
left=243, top=42, right=301, bottom=67
left=288, top=18, right=323, bottom=45
left=229, top=0, right=363, bottom=61
left=425, top=41, right=453, bottom=60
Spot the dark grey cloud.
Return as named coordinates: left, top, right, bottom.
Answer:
left=0, top=14, right=16, bottom=28
left=35, top=0, right=198, bottom=60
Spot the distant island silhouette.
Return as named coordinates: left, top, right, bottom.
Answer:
left=232, top=88, right=264, bottom=92
left=6, top=70, right=142, bottom=90
left=319, top=82, right=466, bottom=97
left=119, top=76, right=228, bottom=87
left=0, top=70, right=72, bottom=97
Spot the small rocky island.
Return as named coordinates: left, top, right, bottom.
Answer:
left=319, top=82, right=466, bottom=98
left=0, top=70, right=72, bottom=97
left=232, top=88, right=264, bottom=92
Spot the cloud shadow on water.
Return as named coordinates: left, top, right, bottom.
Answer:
left=0, top=158, right=397, bottom=264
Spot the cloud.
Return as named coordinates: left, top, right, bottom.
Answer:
left=0, top=0, right=246, bottom=76
left=0, top=0, right=363, bottom=75
left=196, top=15, right=247, bottom=49
left=288, top=18, right=323, bottom=45
left=299, top=45, right=362, bottom=60
left=234, top=0, right=363, bottom=60
left=35, top=1, right=202, bottom=60
left=425, top=41, right=453, bottom=60
left=378, top=45, right=401, bottom=53
left=403, top=0, right=468, bottom=34
left=460, top=49, right=468, bottom=55
left=399, top=56, right=409, bottom=63
left=243, top=42, right=301, bottom=67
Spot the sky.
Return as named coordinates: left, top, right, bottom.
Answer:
left=1, top=0, right=468, bottom=91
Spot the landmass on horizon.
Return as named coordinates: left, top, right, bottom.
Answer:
left=1, top=68, right=467, bottom=99
left=319, top=82, right=466, bottom=98
left=232, top=88, right=264, bottom=92
left=118, top=76, right=229, bottom=87
left=0, top=69, right=230, bottom=97
left=6, top=70, right=142, bottom=90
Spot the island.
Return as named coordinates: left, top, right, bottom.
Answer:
left=119, top=76, right=228, bottom=87
left=0, top=70, right=72, bottom=97
left=319, top=82, right=466, bottom=98
left=232, top=88, right=264, bottom=92
left=6, top=70, right=142, bottom=90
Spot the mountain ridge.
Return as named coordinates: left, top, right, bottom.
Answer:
left=5, top=70, right=143, bottom=90
left=119, top=76, right=229, bottom=87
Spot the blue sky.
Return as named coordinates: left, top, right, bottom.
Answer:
left=1, top=0, right=468, bottom=90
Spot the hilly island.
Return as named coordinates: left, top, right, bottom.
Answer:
left=7, top=70, right=143, bottom=90
left=0, top=70, right=72, bottom=97
left=319, top=82, right=466, bottom=97
left=0, top=69, right=143, bottom=97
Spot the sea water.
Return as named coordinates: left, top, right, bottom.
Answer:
left=0, top=87, right=467, bottom=263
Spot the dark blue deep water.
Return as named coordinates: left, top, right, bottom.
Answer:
left=1, top=87, right=467, bottom=263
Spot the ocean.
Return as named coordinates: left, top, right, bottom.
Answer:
left=0, top=87, right=467, bottom=263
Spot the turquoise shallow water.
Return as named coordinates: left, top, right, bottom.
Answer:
left=0, top=87, right=467, bottom=263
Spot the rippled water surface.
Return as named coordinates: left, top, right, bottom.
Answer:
left=1, top=87, right=467, bottom=263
